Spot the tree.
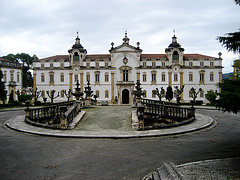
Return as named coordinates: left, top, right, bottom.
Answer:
left=235, top=0, right=240, bottom=6
left=166, top=86, right=173, bottom=102
left=217, top=30, right=240, bottom=54
left=216, top=79, right=240, bottom=113
left=205, top=91, right=217, bottom=105
left=0, top=70, right=7, bottom=104
left=1, top=53, right=36, bottom=87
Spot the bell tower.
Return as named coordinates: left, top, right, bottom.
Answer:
left=165, top=31, right=184, bottom=66
left=68, top=32, right=87, bottom=66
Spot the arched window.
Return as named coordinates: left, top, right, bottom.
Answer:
left=162, top=72, right=166, bottom=82
left=152, top=90, right=156, bottom=98
left=41, top=90, right=45, bottom=98
left=200, top=89, right=204, bottom=98
left=151, top=70, right=157, bottom=84
left=105, top=90, right=109, bottom=98
left=143, top=90, right=147, bottom=98
left=189, top=72, right=193, bottom=82
left=86, top=72, right=90, bottom=82
left=95, top=71, right=100, bottom=84
left=73, top=52, right=79, bottom=63
left=172, top=51, right=179, bottom=63
left=142, top=72, right=147, bottom=82
left=210, top=72, right=214, bottom=81
left=61, top=90, right=65, bottom=98
left=105, top=73, right=109, bottom=82
left=41, top=73, right=45, bottom=82
left=96, top=90, right=100, bottom=98
left=49, top=71, right=55, bottom=85
left=123, top=70, right=128, bottom=81
left=60, top=73, right=64, bottom=82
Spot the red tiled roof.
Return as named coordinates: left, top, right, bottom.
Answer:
left=37, top=53, right=217, bottom=62
left=183, top=54, right=217, bottom=59
left=0, top=57, right=11, bottom=62
left=86, top=54, right=110, bottom=60
left=141, top=54, right=167, bottom=59
left=39, top=55, right=69, bottom=61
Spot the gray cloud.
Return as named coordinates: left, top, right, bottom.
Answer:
left=0, top=0, right=239, bottom=73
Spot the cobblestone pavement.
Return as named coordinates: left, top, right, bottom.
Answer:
left=75, top=106, right=134, bottom=131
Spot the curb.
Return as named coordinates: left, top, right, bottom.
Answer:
left=5, top=113, right=214, bottom=139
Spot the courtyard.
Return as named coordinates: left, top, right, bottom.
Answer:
left=0, top=108, right=240, bottom=179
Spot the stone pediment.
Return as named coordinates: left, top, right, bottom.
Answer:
left=110, top=44, right=142, bottom=53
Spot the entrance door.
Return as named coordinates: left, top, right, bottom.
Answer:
left=122, top=89, right=129, bottom=104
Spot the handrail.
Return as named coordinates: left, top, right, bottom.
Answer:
left=141, top=99, right=195, bottom=120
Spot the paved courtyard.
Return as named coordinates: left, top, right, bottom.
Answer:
left=75, top=106, right=134, bottom=131
left=0, top=108, right=240, bottom=179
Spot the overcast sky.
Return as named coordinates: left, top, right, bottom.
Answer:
left=0, top=0, right=239, bottom=73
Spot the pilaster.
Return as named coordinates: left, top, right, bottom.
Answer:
left=111, top=71, right=115, bottom=104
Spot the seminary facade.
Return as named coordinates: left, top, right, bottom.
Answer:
left=33, top=32, right=222, bottom=104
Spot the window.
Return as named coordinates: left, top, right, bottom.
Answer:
left=17, top=73, right=20, bottom=82
left=162, top=73, right=166, bottom=82
left=95, top=71, right=100, bottom=83
left=189, top=91, right=192, bottom=98
left=61, top=90, right=65, bottom=98
left=151, top=71, right=157, bottom=84
left=95, top=62, right=99, bottom=68
left=86, top=62, right=90, bottom=68
left=49, top=72, right=54, bottom=85
left=50, top=63, right=53, bottom=69
left=174, top=73, right=178, bottom=81
left=41, top=73, right=45, bottom=82
left=41, top=90, right=45, bottom=98
left=73, top=52, right=79, bottom=64
left=200, top=62, right=204, bottom=67
left=60, top=73, right=64, bottom=82
left=200, top=90, right=204, bottom=98
left=152, top=90, right=156, bottom=98
left=96, top=90, right=99, bottom=98
left=189, top=62, right=193, bottom=67
left=123, top=70, right=128, bottom=81
left=105, top=90, right=109, bottom=98
left=143, top=61, right=146, bottom=68
left=41, top=63, right=44, bottom=68
left=60, top=62, right=64, bottom=68
left=75, top=75, right=78, bottom=82
left=210, top=62, right=214, bottom=67
left=152, top=61, right=156, bottom=68
left=143, top=73, right=147, bottom=82
left=86, top=73, right=90, bottom=82
left=200, top=73, right=204, bottom=82
left=162, top=61, right=165, bottom=67
left=105, top=62, right=108, bottom=68
left=172, top=51, right=179, bottom=63
left=3, top=71, right=6, bottom=82
left=143, top=90, right=147, bottom=98
left=105, top=73, right=109, bottom=82
left=10, top=71, right=14, bottom=81
left=189, top=72, right=193, bottom=81
left=210, top=72, right=214, bottom=81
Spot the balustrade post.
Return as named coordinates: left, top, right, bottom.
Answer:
left=60, top=106, right=68, bottom=129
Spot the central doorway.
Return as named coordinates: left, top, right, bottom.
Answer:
left=122, top=89, right=129, bottom=104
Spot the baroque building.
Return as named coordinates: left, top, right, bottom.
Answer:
left=0, top=58, right=23, bottom=102
left=33, top=32, right=223, bottom=104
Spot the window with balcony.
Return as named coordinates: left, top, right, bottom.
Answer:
left=123, top=70, right=128, bottom=81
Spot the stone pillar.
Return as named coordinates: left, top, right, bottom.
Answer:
left=219, top=71, right=222, bottom=93
left=33, top=73, right=36, bottom=91
left=136, top=71, right=140, bottom=80
left=21, top=70, right=23, bottom=91
left=180, top=72, right=184, bottom=100
left=168, top=72, right=172, bottom=86
left=69, top=73, right=73, bottom=100
left=111, top=71, right=115, bottom=104
left=80, top=71, right=84, bottom=93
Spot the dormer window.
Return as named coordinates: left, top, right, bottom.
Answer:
left=172, top=51, right=179, bottom=63
left=73, top=52, right=79, bottom=64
